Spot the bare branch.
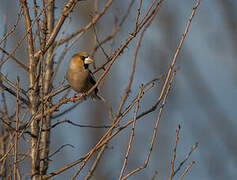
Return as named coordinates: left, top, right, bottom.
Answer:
left=50, top=119, right=111, bottom=129
left=0, top=72, right=28, bottom=97
left=91, top=0, right=135, bottom=57
left=169, top=124, right=181, bottom=180
left=0, top=47, right=28, bottom=71
left=56, top=0, right=114, bottom=46
left=0, top=8, right=22, bottom=45
left=0, top=81, right=29, bottom=106
left=173, top=142, right=198, bottom=177
left=43, top=82, right=154, bottom=179
left=34, top=0, right=84, bottom=58
left=48, top=144, right=75, bottom=159
left=13, top=76, right=20, bottom=180
left=179, top=161, right=195, bottom=180
left=119, top=85, right=143, bottom=180
left=122, top=69, right=176, bottom=180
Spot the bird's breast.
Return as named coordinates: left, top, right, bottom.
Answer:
left=66, top=69, right=92, bottom=93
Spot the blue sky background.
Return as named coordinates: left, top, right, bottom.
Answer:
left=0, top=0, right=237, bottom=179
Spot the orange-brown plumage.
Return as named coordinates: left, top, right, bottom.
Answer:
left=66, top=52, right=104, bottom=101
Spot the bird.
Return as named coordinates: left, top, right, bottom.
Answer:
left=66, top=52, right=105, bottom=102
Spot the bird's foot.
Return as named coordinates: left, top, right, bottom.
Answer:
left=80, top=93, right=87, bottom=100
left=70, top=93, right=87, bottom=102
left=70, top=93, right=78, bottom=102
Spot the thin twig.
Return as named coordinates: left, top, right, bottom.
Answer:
left=173, top=142, right=198, bottom=177
left=0, top=47, right=28, bottom=71
left=48, top=144, right=75, bottom=158
left=179, top=161, right=195, bottom=180
left=50, top=120, right=111, bottom=129
left=43, top=83, right=154, bottom=179
left=71, top=84, right=150, bottom=179
left=0, top=106, right=42, bottom=163
left=150, top=171, right=158, bottom=180
left=119, top=85, right=143, bottom=180
left=43, top=85, right=70, bottom=102
left=92, top=23, right=110, bottom=60
left=83, top=145, right=106, bottom=180
left=134, top=0, right=142, bottom=30
left=56, top=0, right=113, bottom=47
left=33, top=0, right=42, bottom=45
left=92, top=0, right=161, bottom=75
left=33, top=0, right=159, bottom=121
left=0, top=82, right=29, bottom=106
left=122, top=69, right=176, bottom=180
left=13, top=77, right=20, bottom=180
left=34, top=0, right=93, bottom=58
left=91, top=0, right=135, bottom=57
left=0, top=8, right=22, bottom=45
left=133, top=0, right=201, bottom=125
left=0, top=1, right=52, bottom=69
left=0, top=72, right=28, bottom=97
left=1, top=14, right=8, bottom=61
left=169, top=124, right=181, bottom=180
left=115, top=7, right=147, bottom=117
left=50, top=17, right=72, bottom=84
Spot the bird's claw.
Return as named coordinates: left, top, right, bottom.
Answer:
left=70, top=93, right=87, bottom=102
left=70, top=93, right=77, bottom=102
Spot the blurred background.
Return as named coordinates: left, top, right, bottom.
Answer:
left=0, top=0, right=237, bottom=179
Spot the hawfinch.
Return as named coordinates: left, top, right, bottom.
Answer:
left=66, top=52, right=104, bottom=101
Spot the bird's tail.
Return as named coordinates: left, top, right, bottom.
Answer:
left=91, top=93, right=106, bottom=102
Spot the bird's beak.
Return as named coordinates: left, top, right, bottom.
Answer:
left=84, top=56, right=94, bottom=64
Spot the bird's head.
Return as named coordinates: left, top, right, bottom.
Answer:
left=70, top=52, right=94, bottom=69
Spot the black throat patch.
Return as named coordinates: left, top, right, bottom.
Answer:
left=84, top=64, right=89, bottom=69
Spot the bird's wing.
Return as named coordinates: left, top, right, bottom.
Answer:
left=88, top=70, right=105, bottom=102
left=88, top=70, right=96, bottom=85
left=88, top=70, right=99, bottom=94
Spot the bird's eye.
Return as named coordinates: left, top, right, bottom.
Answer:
left=80, top=56, right=85, bottom=61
